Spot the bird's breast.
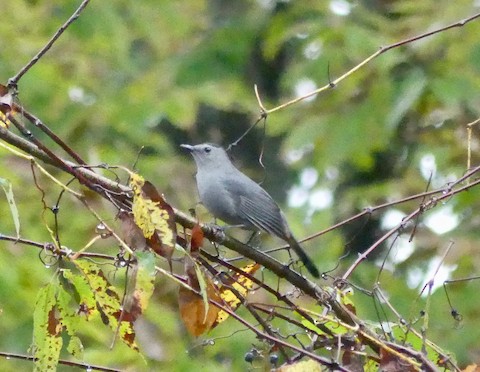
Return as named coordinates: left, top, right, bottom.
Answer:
left=196, top=172, right=248, bottom=226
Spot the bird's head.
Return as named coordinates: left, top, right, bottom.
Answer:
left=180, top=143, right=231, bottom=171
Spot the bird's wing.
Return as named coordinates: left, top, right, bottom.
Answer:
left=239, top=195, right=287, bottom=238
left=224, top=176, right=288, bottom=239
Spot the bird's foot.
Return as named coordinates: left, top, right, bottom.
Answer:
left=203, top=223, right=226, bottom=242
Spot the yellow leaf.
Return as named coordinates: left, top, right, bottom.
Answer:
left=130, top=174, right=176, bottom=264
left=73, top=260, right=139, bottom=351
left=214, top=263, right=260, bottom=327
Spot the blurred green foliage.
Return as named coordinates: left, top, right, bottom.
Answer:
left=1, top=0, right=480, bottom=370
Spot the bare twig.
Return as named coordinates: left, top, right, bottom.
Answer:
left=199, top=257, right=291, bottom=362
left=0, top=351, right=120, bottom=372
left=257, top=12, right=480, bottom=115
left=8, top=0, right=91, bottom=87
left=466, top=117, right=480, bottom=176
left=201, top=249, right=333, bottom=335
left=0, top=233, right=117, bottom=261
left=342, top=175, right=480, bottom=280
left=21, top=109, right=87, bottom=164
left=0, top=126, right=130, bottom=203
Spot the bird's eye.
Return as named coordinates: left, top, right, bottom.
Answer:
left=204, top=147, right=211, bottom=153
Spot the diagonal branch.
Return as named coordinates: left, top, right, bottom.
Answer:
left=8, top=0, right=91, bottom=87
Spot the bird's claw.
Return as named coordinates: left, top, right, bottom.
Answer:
left=204, top=223, right=226, bottom=242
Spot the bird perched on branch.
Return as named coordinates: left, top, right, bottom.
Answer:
left=181, top=143, right=319, bottom=278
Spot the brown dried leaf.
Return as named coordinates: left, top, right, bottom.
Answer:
left=0, top=84, right=13, bottom=128
left=118, top=210, right=147, bottom=251
left=147, top=232, right=173, bottom=270
left=184, top=252, right=198, bottom=290
left=342, top=349, right=365, bottom=372
left=190, top=224, right=204, bottom=253
left=462, top=364, right=480, bottom=372
left=178, top=278, right=221, bottom=337
left=379, top=349, right=416, bottom=372
left=0, top=84, right=13, bottom=114
left=47, top=306, right=62, bottom=336
left=183, top=224, right=205, bottom=290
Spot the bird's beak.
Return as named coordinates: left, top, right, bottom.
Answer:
left=180, top=144, right=194, bottom=152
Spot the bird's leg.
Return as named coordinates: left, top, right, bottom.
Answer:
left=211, top=223, right=252, bottom=237
left=202, top=221, right=226, bottom=257
left=211, top=241, right=221, bottom=257
left=246, top=230, right=261, bottom=246
left=188, top=201, right=204, bottom=219
left=284, top=248, right=301, bottom=271
left=285, top=247, right=294, bottom=260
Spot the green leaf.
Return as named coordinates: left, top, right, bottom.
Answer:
left=73, top=260, right=139, bottom=351
left=124, top=251, right=156, bottom=321
left=62, top=267, right=97, bottom=319
left=74, top=260, right=121, bottom=324
left=33, top=283, right=62, bottom=372
left=195, top=263, right=209, bottom=324
left=302, top=317, right=350, bottom=336
left=66, top=336, right=84, bottom=359
left=391, top=324, right=443, bottom=365
left=0, top=177, right=20, bottom=238
left=57, top=276, right=84, bottom=359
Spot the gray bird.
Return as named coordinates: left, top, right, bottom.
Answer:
left=181, top=143, right=319, bottom=278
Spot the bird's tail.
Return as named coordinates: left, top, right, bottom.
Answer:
left=287, top=237, right=320, bottom=278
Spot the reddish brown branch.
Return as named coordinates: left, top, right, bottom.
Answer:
left=21, top=109, right=87, bottom=165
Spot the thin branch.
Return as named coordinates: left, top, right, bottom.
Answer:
left=0, top=351, right=120, bottom=372
left=207, top=297, right=351, bottom=371
left=0, top=233, right=117, bottom=261
left=417, top=242, right=454, bottom=356
left=8, top=114, right=97, bottom=190
left=373, top=285, right=459, bottom=372
left=199, top=257, right=291, bottom=362
left=0, top=126, right=130, bottom=202
left=21, top=109, right=87, bottom=164
left=466, top=117, right=480, bottom=176
left=8, top=0, right=91, bottom=87
left=201, top=249, right=333, bottom=336
left=257, top=12, right=480, bottom=115
left=342, top=176, right=480, bottom=279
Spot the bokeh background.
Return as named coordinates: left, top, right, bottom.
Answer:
left=1, top=0, right=480, bottom=370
